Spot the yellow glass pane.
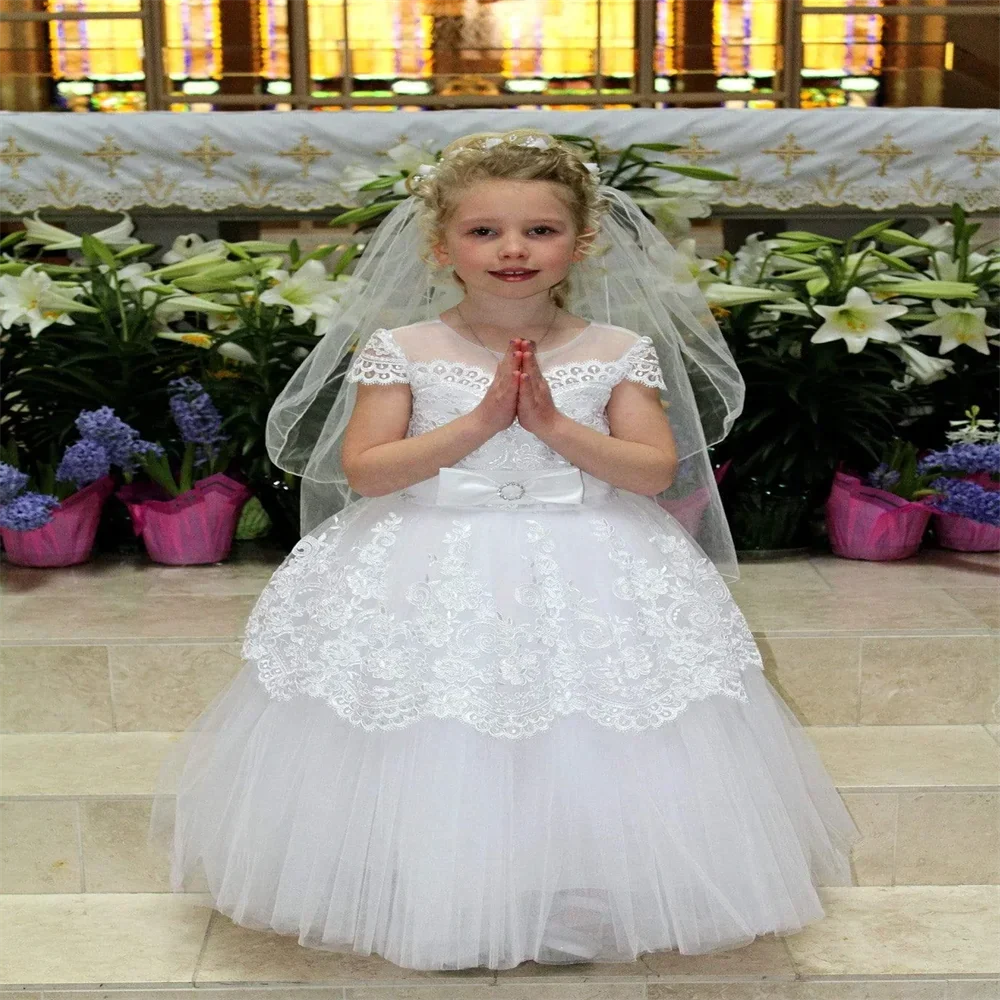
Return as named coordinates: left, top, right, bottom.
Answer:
left=802, top=0, right=883, bottom=75
left=656, top=0, right=678, bottom=75
left=260, top=0, right=291, bottom=79
left=164, top=0, right=223, bottom=79
left=46, top=0, right=143, bottom=79
left=713, top=0, right=779, bottom=77
left=47, top=0, right=139, bottom=9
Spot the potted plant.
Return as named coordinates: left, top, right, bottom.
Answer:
left=825, top=440, right=940, bottom=561
left=0, top=407, right=161, bottom=566
left=705, top=206, right=997, bottom=552
left=916, top=406, right=1000, bottom=551
left=116, top=377, right=252, bottom=565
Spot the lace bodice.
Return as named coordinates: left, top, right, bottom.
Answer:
left=345, top=319, right=667, bottom=473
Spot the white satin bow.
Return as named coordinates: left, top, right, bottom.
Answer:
left=436, top=467, right=585, bottom=507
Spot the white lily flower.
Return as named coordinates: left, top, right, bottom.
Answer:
left=96, top=261, right=159, bottom=293
left=908, top=299, right=997, bottom=355
left=336, top=165, right=384, bottom=208
left=895, top=341, right=956, bottom=384
left=927, top=250, right=990, bottom=282
left=20, top=211, right=138, bottom=251
left=259, top=259, right=341, bottom=325
left=385, top=141, right=438, bottom=173
left=217, top=341, right=256, bottom=365
left=728, top=233, right=783, bottom=286
left=650, top=238, right=716, bottom=293
left=0, top=264, right=93, bottom=337
left=634, top=178, right=720, bottom=242
left=313, top=302, right=347, bottom=337
left=155, top=331, right=213, bottom=349
left=811, top=286, right=908, bottom=354
left=161, top=233, right=228, bottom=264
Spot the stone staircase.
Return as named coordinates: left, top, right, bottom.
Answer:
left=1, top=543, right=997, bottom=998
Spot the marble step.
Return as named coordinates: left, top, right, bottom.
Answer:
left=1, top=726, right=997, bottom=895
left=0, top=885, right=997, bottom=994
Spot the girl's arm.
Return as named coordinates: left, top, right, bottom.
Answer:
left=341, top=383, right=499, bottom=497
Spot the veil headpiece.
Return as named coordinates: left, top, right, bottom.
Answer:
left=265, top=129, right=746, bottom=581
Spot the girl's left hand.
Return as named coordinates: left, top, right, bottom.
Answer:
left=515, top=340, right=561, bottom=438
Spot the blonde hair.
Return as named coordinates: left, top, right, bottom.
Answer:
left=404, top=128, right=610, bottom=309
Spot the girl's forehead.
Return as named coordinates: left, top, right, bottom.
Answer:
left=450, top=179, right=573, bottom=224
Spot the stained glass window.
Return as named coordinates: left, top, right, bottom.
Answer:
left=46, top=0, right=143, bottom=80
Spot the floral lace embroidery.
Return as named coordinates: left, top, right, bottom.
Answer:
left=345, top=328, right=410, bottom=385
left=242, top=324, right=751, bottom=738
left=243, top=498, right=759, bottom=740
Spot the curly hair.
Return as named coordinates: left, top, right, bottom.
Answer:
left=404, top=128, right=611, bottom=309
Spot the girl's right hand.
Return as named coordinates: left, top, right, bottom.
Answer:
left=473, top=338, right=523, bottom=436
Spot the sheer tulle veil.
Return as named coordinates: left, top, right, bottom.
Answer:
left=264, top=131, right=746, bottom=581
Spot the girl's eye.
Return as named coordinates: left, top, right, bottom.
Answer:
left=469, top=227, right=555, bottom=236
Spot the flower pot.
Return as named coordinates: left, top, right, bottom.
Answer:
left=926, top=471, right=1000, bottom=552
left=825, top=470, right=932, bottom=561
left=0, top=475, right=115, bottom=568
left=931, top=511, right=1000, bottom=552
left=116, top=472, right=253, bottom=565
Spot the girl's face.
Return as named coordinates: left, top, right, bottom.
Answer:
left=432, top=179, right=590, bottom=300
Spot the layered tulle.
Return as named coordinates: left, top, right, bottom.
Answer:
left=148, top=656, right=861, bottom=971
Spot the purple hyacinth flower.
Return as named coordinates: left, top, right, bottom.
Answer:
left=56, top=439, right=111, bottom=489
left=0, top=463, right=30, bottom=504
left=167, top=377, right=229, bottom=467
left=0, top=491, right=61, bottom=531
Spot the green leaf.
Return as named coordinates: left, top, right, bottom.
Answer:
left=329, top=201, right=401, bottom=227
left=288, top=239, right=301, bottom=265
left=80, top=234, right=118, bottom=268
left=631, top=142, right=685, bottom=153
left=870, top=249, right=918, bottom=272
left=851, top=219, right=898, bottom=242
left=329, top=243, right=361, bottom=277
left=778, top=231, right=843, bottom=245
left=0, top=231, right=27, bottom=250
left=360, top=174, right=403, bottom=191
left=654, top=164, right=738, bottom=182
left=113, top=243, right=157, bottom=261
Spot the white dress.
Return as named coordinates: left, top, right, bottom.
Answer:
left=149, top=318, right=862, bottom=972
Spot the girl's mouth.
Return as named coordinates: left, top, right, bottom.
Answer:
left=489, top=269, right=539, bottom=282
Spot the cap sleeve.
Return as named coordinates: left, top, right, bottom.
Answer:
left=345, top=328, right=410, bottom=385
left=620, top=336, right=666, bottom=391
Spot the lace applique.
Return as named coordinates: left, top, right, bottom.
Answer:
left=619, top=336, right=667, bottom=391
left=345, top=328, right=409, bottom=385
left=243, top=495, right=760, bottom=740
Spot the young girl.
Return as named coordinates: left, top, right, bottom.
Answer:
left=150, top=129, right=861, bottom=972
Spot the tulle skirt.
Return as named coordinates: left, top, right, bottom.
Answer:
left=148, top=655, right=861, bottom=970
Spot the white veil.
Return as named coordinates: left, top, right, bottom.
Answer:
left=265, top=162, right=745, bottom=581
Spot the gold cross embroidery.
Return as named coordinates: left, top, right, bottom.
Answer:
left=82, top=134, right=137, bottom=178
left=955, top=135, right=1000, bottom=180
left=278, top=135, right=331, bottom=179
left=182, top=135, right=235, bottom=178
left=761, top=133, right=817, bottom=178
left=859, top=135, right=913, bottom=177
left=672, top=135, right=721, bottom=167
left=0, top=135, right=40, bottom=179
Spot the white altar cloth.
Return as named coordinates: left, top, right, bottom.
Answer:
left=1, top=107, right=997, bottom=215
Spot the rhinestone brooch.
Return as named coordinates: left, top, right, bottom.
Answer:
left=496, top=481, right=526, bottom=501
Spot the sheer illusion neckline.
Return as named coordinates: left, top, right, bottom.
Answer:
left=433, top=317, right=595, bottom=357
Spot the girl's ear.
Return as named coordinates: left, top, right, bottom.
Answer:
left=431, top=239, right=450, bottom=267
